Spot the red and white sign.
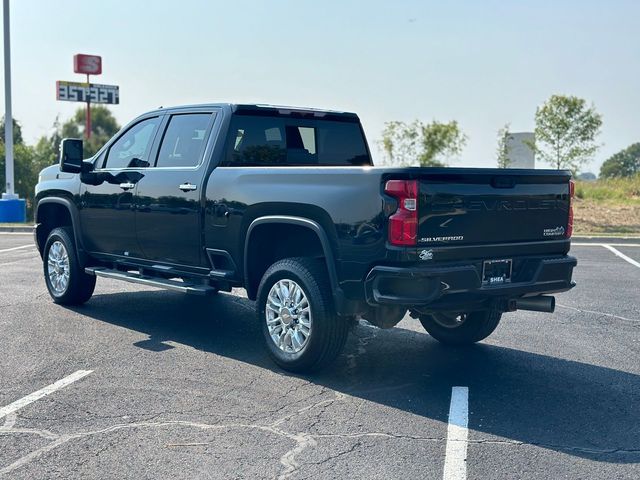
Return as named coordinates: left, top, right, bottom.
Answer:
left=73, top=54, right=102, bottom=75
left=56, top=81, right=119, bottom=104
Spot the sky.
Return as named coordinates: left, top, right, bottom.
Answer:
left=1, top=0, right=638, bottom=173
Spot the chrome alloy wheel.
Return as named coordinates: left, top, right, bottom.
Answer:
left=266, top=279, right=312, bottom=354
left=47, top=240, right=70, bottom=295
left=431, top=312, right=468, bottom=329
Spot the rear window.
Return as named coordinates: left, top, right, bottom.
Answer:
left=222, top=115, right=371, bottom=166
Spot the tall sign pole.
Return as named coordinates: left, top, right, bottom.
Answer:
left=3, top=0, right=15, bottom=198
left=86, top=73, right=91, bottom=138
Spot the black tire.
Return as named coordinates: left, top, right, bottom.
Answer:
left=43, top=227, right=96, bottom=305
left=419, top=310, right=501, bottom=345
left=256, top=257, right=349, bottom=373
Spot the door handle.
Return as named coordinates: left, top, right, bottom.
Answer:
left=119, top=182, right=135, bottom=191
left=179, top=183, right=197, bottom=192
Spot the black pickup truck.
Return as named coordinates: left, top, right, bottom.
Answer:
left=35, top=103, right=576, bottom=372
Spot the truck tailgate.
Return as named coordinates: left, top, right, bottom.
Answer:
left=417, top=171, right=571, bottom=246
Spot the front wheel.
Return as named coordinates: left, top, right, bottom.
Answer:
left=256, top=257, right=349, bottom=373
left=419, top=310, right=501, bottom=345
left=43, top=227, right=96, bottom=305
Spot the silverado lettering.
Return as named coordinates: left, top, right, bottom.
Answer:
left=423, top=236, right=465, bottom=243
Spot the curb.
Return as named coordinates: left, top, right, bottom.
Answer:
left=2, top=226, right=638, bottom=242
left=0, top=226, right=34, bottom=233
left=572, top=235, right=640, bottom=244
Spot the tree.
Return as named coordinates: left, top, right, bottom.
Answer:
left=0, top=107, right=120, bottom=220
left=599, top=143, right=640, bottom=178
left=380, top=120, right=467, bottom=167
left=0, top=116, right=24, bottom=145
left=496, top=123, right=511, bottom=168
left=32, top=134, right=59, bottom=169
left=0, top=117, right=41, bottom=213
left=61, top=106, right=120, bottom=158
left=533, top=95, right=602, bottom=172
left=577, top=172, right=597, bottom=181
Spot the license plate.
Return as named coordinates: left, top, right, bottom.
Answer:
left=482, top=259, right=512, bottom=285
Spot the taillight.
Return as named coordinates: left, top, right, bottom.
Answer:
left=385, top=180, right=418, bottom=246
left=566, top=179, right=575, bottom=238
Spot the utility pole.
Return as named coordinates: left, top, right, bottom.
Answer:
left=1, top=0, right=25, bottom=222
left=86, top=73, right=91, bottom=138
left=3, top=0, right=15, bottom=198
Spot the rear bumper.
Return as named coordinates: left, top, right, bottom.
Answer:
left=364, top=254, right=577, bottom=308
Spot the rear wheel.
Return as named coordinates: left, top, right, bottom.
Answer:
left=43, top=227, right=96, bottom=305
left=256, top=257, right=349, bottom=372
left=418, top=310, right=501, bottom=345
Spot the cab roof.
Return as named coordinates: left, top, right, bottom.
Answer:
left=145, top=103, right=360, bottom=122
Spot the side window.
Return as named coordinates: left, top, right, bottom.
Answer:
left=223, top=115, right=371, bottom=166
left=226, top=116, right=286, bottom=166
left=315, top=121, right=370, bottom=166
left=156, top=113, right=212, bottom=168
left=103, top=117, right=160, bottom=169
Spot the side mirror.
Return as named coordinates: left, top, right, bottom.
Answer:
left=59, top=138, right=84, bottom=173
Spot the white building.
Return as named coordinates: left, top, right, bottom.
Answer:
left=506, top=132, right=535, bottom=169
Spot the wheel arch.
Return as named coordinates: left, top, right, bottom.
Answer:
left=244, top=216, right=340, bottom=303
left=35, top=196, right=86, bottom=264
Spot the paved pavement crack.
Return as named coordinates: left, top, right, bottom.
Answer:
left=1, top=413, right=16, bottom=429
left=312, top=431, right=444, bottom=442
left=469, top=438, right=640, bottom=455
left=0, top=393, right=418, bottom=480
left=556, top=303, right=640, bottom=324
left=269, top=391, right=346, bottom=429
left=275, top=431, right=316, bottom=480
left=312, top=439, right=363, bottom=465
left=0, top=420, right=297, bottom=476
left=0, top=425, right=59, bottom=440
left=295, top=441, right=364, bottom=480
left=253, top=382, right=324, bottom=424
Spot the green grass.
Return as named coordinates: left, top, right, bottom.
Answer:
left=575, top=174, right=640, bottom=204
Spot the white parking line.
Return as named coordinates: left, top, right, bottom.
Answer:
left=572, top=242, right=640, bottom=247
left=600, top=244, right=640, bottom=268
left=0, top=244, right=34, bottom=253
left=443, top=386, right=469, bottom=480
left=0, top=370, right=93, bottom=419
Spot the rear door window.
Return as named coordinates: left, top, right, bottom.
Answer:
left=155, top=113, right=213, bottom=168
left=224, top=115, right=370, bottom=166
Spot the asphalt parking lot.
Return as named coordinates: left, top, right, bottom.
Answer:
left=1, top=233, right=638, bottom=479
